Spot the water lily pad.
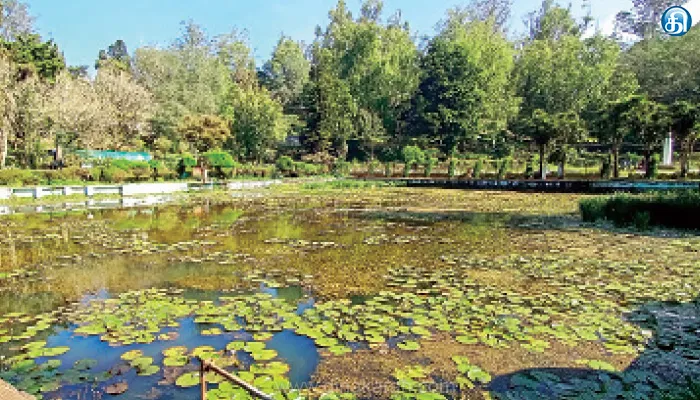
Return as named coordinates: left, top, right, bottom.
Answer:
left=74, top=359, right=97, bottom=371
left=175, top=372, right=200, bottom=388
left=120, top=350, right=143, bottom=361
left=397, top=340, right=421, bottom=351
left=164, top=355, right=189, bottom=367
left=137, top=365, right=160, bottom=376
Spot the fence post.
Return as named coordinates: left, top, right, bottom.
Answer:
left=200, top=360, right=207, bottom=400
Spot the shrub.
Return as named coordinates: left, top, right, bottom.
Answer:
left=205, top=151, right=237, bottom=179
left=44, top=168, right=88, bottom=184
left=100, top=166, right=130, bottom=183
left=473, top=160, right=483, bottom=179
left=633, top=210, right=651, bottom=230
left=448, top=159, right=456, bottom=178
left=131, top=165, right=152, bottom=181
left=332, top=160, right=351, bottom=177
left=497, top=159, right=510, bottom=180
left=247, top=165, right=274, bottom=178
left=73, top=167, right=94, bottom=181
left=579, top=197, right=607, bottom=222
left=402, top=146, right=425, bottom=172
left=368, top=160, right=381, bottom=176
left=579, top=191, right=700, bottom=230
left=524, top=159, right=534, bottom=179
left=159, top=167, right=177, bottom=181
left=648, top=154, right=660, bottom=179
left=424, top=157, right=437, bottom=177
left=295, top=162, right=321, bottom=177
left=0, top=169, right=39, bottom=186
left=177, top=154, right=198, bottom=178
left=276, top=156, right=295, bottom=175
left=302, top=179, right=406, bottom=190
left=205, top=151, right=236, bottom=168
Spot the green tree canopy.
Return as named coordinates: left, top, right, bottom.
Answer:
left=223, top=86, right=288, bottom=163
left=177, top=114, right=229, bottom=154
left=414, top=16, right=517, bottom=153
left=260, top=36, right=310, bottom=108
left=1, top=33, right=64, bottom=81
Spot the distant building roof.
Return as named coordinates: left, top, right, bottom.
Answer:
left=75, top=150, right=152, bottom=161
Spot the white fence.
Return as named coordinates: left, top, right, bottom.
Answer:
left=0, top=181, right=282, bottom=200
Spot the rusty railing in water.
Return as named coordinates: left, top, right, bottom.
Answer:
left=197, top=357, right=276, bottom=400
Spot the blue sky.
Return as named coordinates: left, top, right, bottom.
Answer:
left=25, top=0, right=639, bottom=69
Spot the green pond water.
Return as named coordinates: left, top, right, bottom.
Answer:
left=1, top=187, right=699, bottom=400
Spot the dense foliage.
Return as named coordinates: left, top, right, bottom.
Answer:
left=580, top=191, right=700, bottom=230
left=0, top=0, right=698, bottom=181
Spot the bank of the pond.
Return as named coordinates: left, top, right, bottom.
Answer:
left=0, top=178, right=341, bottom=214
left=368, top=177, right=700, bottom=193
left=0, top=180, right=283, bottom=201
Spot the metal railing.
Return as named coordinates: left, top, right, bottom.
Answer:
left=197, top=357, right=274, bottom=400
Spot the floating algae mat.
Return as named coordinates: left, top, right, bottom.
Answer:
left=0, top=187, right=699, bottom=399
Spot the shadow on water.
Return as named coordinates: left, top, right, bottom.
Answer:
left=488, top=297, right=700, bottom=400
left=353, top=208, right=700, bottom=238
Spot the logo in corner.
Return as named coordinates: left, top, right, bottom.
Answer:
left=661, top=5, right=692, bottom=36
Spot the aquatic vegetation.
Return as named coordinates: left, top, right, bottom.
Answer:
left=1, top=187, right=699, bottom=399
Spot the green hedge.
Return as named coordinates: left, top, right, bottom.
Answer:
left=580, top=191, right=700, bottom=230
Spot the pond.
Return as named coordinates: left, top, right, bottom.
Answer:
left=1, top=186, right=699, bottom=400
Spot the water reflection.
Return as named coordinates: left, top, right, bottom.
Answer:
left=0, top=195, right=502, bottom=399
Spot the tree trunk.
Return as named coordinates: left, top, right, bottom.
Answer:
left=558, top=158, right=565, bottom=179
left=680, top=143, right=689, bottom=178
left=539, top=143, right=546, bottom=180
left=643, top=150, right=651, bottom=179
left=0, top=129, right=7, bottom=169
left=612, top=144, right=620, bottom=179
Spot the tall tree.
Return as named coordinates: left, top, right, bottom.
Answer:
left=8, top=73, right=46, bottom=168
left=614, top=0, right=682, bottom=39
left=68, top=65, right=89, bottom=79
left=133, top=22, right=230, bottom=141
left=96, top=39, right=131, bottom=72
left=0, top=55, right=15, bottom=168
left=306, top=0, right=419, bottom=157
left=623, top=26, right=700, bottom=104
left=441, top=0, right=512, bottom=33
left=517, top=109, right=557, bottom=179
left=223, top=86, right=289, bottom=162
left=1, top=33, right=64, bottom=81
left=516, top=3, right=625, bottom=178
left=0, top=0, right=33, bottom=42
left=216, top=29, right=257, bottom=87
left=94, top=69, right=154, bottom=149
left=552, top=111, right=585, bottom=178
left=177, top=114, right=229, bottom=154
left=669, top=101, right=699, bottom=178
left=591, top=100, right=629, bottom=179
left=624, top=95, right=667, bottom=177
left=260, top=36, right=310, bottom=108
left=43, top=72, right=111, bottom=150
left=523, top=0, right=580, bottom=41
left=415, top=16, right=517, bottom=154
